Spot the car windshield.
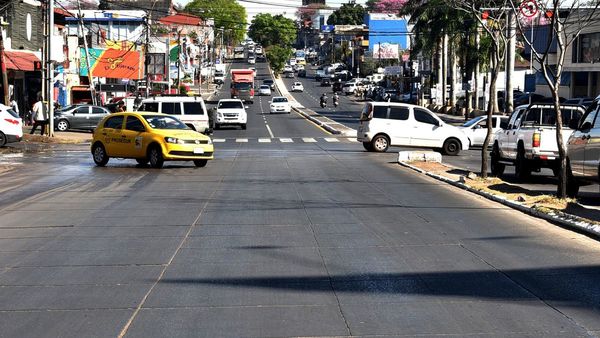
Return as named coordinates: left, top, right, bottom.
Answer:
left=462, top=117, right=484, bottom=127
left=233, top=83, right=252, bottom=90
left=260, top=85, right=270, bottom=90
left=219, top=101, right=244, bottom=109
left=142, top=115, right=189, bottom=130
left=272, top=97, right=288, bottom=103
left=263, top=80, right=273, bottom=84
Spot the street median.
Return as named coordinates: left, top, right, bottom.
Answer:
left=398, top=154, right=600, bottom=239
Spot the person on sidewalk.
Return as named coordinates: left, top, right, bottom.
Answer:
left=9, top=95, right=19, bottom=117
left=30, top=98, right=48, bottom=135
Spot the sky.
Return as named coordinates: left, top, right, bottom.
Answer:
left=173, top=0, right=369, bottom=23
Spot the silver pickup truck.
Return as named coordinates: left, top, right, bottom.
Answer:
left=491, top=103, right=585, bottom=179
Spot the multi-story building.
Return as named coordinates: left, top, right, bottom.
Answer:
left=0, top=0, right=43, bottom=114
left=564, top=20, right=600, bottom=98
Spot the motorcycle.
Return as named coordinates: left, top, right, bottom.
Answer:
left=333, top=97, right=339, bottom=108
left=320, top=101, right=327, bottom=108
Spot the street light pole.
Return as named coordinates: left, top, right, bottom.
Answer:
left=47, top=0, right=55, bottom=136
left=0, top=20, right=9, bottom=106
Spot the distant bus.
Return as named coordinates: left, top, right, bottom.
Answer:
left=295, top=50, right=306, bottom=65
left=234, top=46, right=245, bottom=60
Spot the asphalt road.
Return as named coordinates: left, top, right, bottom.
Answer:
left=0, top=60, right=600, bottom=337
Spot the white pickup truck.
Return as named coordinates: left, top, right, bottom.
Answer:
left=491, top=103, right=585, bottom=179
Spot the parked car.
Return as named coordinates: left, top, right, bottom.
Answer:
left=283, top=65, right=293, bottom=73
left=357, top=102, right=470, bottom=155
left=139, top=96, right=210, bottom=134
left=291, top=82, right=304, bottom=92
left=491, top=103, right=585, bottom=179
left=564, top=97, right=594, bottom=108
left=269, top=96, right=291, bottom=114
left=214, top=99, right=248, bottom=130
left=0, top=104, right=22, bottom=147
left=54, top=105, right=111, bottom=132
left=459, top=115, right=509, bottom=147
left=320, top=77, right=332, bottom=86
left=258, top=85, right=272, bottom=96
left=263, top=79, right=275, bottom=90
left=91, top=112, right=213, bottom=169
left=342, top=82, right=359, bottom=95
left=566, top=96, right=600, bottom=196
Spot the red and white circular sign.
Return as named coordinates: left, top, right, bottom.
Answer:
left=520, top=0, right=538, bottom=17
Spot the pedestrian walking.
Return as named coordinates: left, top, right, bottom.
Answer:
left=9, top=95, right=19, bottom=116
left=30, top=98, right=48, bottom=135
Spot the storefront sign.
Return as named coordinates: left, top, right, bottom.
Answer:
left=373, top=43, right=399, bottom=59
left=80, top=48, right=144, bottom=80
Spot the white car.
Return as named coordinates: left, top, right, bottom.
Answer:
left=294, top=64, right=305, bottom=71
left=139, top=96, right=210, bottom=133
left=342, top=82, right=359, bottom=95
left=283, top=65, right=293, bottom=73
left=258, top=85, right=272, bottom=96
left=459, top=115, right=508, bottom=147
left=269, top=96, right=291, bottom=114
left=0, top=104, right=23, bottom=147
left=357, top=102, right=470, bottom=155
left=291, top=82, right=304, bottom=92
left=248, top=56, right=256, bottom=64
left=215, top=99, right=248, bottom=130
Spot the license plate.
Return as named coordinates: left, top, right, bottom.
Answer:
left=193, top=148, right=204, bottom=154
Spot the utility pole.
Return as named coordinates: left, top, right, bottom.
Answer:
left=505, top=10, right=515, bottom=115
left=47, top=0, right=55, bottom=136
left=176, top=30, right=181, bottom=94
left=0, top=19, right=9, bottom=106
left=166, top=36, right=170, bottom=94
left=144, top=16, right=150, bottom=97
left=76, top=0, right=96, bottom=105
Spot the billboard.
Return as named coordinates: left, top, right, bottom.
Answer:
left=80, top=48, right=144, bottom=79
left=373, top=43, right=399, bottom=59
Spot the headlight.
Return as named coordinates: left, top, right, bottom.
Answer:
left=217, top=112, right=223, bottom=117
left=165, top=137, right=184, bottom=144
left=207, top=138, right=212, bottom=144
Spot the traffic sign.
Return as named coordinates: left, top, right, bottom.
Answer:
left=519, top=0, right=538, bottom=17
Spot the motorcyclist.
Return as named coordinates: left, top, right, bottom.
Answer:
left=332, top=93, right=339, bottom=107
left=320, top=93, right=328, bottom=107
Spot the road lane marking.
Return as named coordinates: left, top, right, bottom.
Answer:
left=265, top=124, right=275, bottom=138
left=236, top=138, right=248, bottom=143
left=258, top=138, right=271, bottom=143
left=302, top=138, right=317, bottom=143
left=212, top=139, right=226, bottom=143
left=324, top=138, right=339, bottom=142
left=279, top=138, right=293, bottom=143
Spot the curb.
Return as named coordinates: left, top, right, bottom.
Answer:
left=398, top=160, right=600, bottom=239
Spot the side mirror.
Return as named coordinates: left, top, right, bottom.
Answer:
left=580, top=121, right=592, bottom=131
left=569, top=118, right=581, bottom=130
left=474, top=125, right=482, bottom=129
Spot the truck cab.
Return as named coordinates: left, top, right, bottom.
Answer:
left=230, top=69, right=255, bottom=104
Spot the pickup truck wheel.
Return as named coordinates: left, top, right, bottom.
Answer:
left=371, top=135, right=389, bottom=152
left=491, top=145, right=505, bottom=177
left=241, top=124, right=247, bottom=130
left=515, top=148, right=531, bottom=180
left=442, top=138, right=461, bottom=156
left=363, top=142, right=373, bottom=151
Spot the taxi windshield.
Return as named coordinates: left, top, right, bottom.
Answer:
left=142, top=115, right=189, bottom=130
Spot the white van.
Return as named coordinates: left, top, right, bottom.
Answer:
left=138, top=96, right=210, bottom=134
left=357, top=102, right=470, bottom=155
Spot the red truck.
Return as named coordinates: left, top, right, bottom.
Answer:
left=230, top=69, right=255, bottom=103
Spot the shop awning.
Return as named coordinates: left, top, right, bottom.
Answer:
left=3, top=51, right=40, bottom=72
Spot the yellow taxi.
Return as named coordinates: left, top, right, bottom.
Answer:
left=91, top=112, right=214, bottom=168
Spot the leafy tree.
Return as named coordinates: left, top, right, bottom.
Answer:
left=184, top=0, right=246, bottom=45
left=365, top=0, right=378, bottom=11
left=327, top=3, right=366, bottom=25
left=296, top=3, right=328, bottom=28
left=266, top=45, right=293, bottom=76
left=371, top=0, right=408, bottom=13
left=248, top=14, right=297, bottom=48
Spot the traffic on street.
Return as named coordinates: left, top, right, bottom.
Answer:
left=2, top=1, right=600, bottom=336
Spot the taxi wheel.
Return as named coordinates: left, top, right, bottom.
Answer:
left=194, top=159, right=208, bottom=167
left=148, top=146, right=164, bottom=169
left=92, top=143, right=109, bottom=167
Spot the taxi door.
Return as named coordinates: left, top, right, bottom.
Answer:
left=99, top=115, right=125, bottom=157
left=121, top=116, right=147, bottom=158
